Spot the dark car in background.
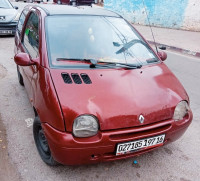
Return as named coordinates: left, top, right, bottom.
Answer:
left=0, top=0, right=19, bottom=35
left=53, top=0, right=98, bottom=6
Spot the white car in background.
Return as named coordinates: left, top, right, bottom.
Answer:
left=0, top=0, right=19, bottom=35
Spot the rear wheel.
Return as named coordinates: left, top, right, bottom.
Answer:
left=33, top=116, right=58, bottom=166
left=17, top=66, right=24, bottom=86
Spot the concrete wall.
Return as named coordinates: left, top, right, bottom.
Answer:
left=104, top=0, right=200, bottom=31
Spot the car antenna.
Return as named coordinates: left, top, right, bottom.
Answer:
left=142, top=0, right=158, bottom=53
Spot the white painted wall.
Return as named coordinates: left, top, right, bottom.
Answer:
left=105, top=0, right=200, bottom=31
left=183, top=0, right=200, bottom=31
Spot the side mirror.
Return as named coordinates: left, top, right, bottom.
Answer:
left=14, top=53, right=35, bottom=66
left=157, top=51, right=167, bottom=61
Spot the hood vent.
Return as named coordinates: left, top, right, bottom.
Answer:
left=81, top=73, right=92, bottom=84
left=61, top=73, right=72, bottom=84
left=62, top=73, right=92, bottom=84
left=71, top=73, right=82, bottom=84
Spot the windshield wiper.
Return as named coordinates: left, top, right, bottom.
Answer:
left=97, top=61, right=142, bottom=69
left=57, top=58, right=98, bottom=67
left=116, top=39, right=149, bottom=54
left=56, top=58, right=142, bottom=69
left=146, top=58, right=159, bottom=63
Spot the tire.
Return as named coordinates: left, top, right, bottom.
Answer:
left=17, top=66, right=24, bottom=86
left=33, top=116, right=58, bottom=166
left=57, top=0, right=62, bottom=4
left=15, top=0, right=19, bottom=2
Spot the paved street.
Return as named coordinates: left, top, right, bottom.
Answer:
left=0, top=35, right=200, bottom=181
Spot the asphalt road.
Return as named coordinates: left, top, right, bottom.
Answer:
left=0, top=2, right=200, bottom=181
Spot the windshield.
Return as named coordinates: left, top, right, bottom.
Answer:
left=0, top=0, right=13, bottom=9
left=45, top=15, right=159, bottom=68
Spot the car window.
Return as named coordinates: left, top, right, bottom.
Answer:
left=17, top=9, right=29, bottom=35
left=45, top=15, right=159, bottom=68
left=23, top=12, right=39, bottom=59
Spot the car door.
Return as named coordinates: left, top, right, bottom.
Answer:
left=18, top=12, right=40, bottom=101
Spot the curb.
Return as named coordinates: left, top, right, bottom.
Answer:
left=148, top=40, right=200, bottom=58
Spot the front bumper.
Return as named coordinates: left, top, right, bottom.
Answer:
left=42, top=111, right=192, bottom=165
left=0, top=22, right=17, bottom=35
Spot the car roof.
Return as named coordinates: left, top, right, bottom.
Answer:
left=29, top=4, right=120, bottom=17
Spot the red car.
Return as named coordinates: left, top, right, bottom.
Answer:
left=53, top=0, right=97, bottom=5
left=14, top=4, right=192, bottom=166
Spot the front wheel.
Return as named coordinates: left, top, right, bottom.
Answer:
left=33, top=116, right=58, bottom=166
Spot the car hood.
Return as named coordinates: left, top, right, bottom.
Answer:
left=0, top=8, right=17, bottom=22
left=50, top=63, right=189, bottom=132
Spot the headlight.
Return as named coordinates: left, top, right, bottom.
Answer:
left=14, top=13, right=20, bottom=21
left=173, top=101, right=190, bottom=121
left=73, top=115, right=99, bottom=137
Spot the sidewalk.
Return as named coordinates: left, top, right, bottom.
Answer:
left=134, top=24, right=200, bottom=58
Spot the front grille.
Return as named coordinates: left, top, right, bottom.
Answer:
left=0, top=26, right=16, bottom=30
left=109, top=119, right=172, bottom=142
left=102, top=120, right=171, bottom=160
left=109, top=124, right=171, bottom=141
left=0, top=23, right=17, bottom=33
left=71, top=73, right=82, bottom=84
left=0, top=23, right=17, bottom=28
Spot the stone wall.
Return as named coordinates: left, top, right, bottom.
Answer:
left=104, top=0, right=200, bottom=31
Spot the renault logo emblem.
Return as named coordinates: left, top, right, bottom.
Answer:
left=139, top=115, right=144, bottom=124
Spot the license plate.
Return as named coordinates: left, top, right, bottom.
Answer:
left=116, top=134, right=165, bottom=156
left=0, top=30, right=12, bottom=34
